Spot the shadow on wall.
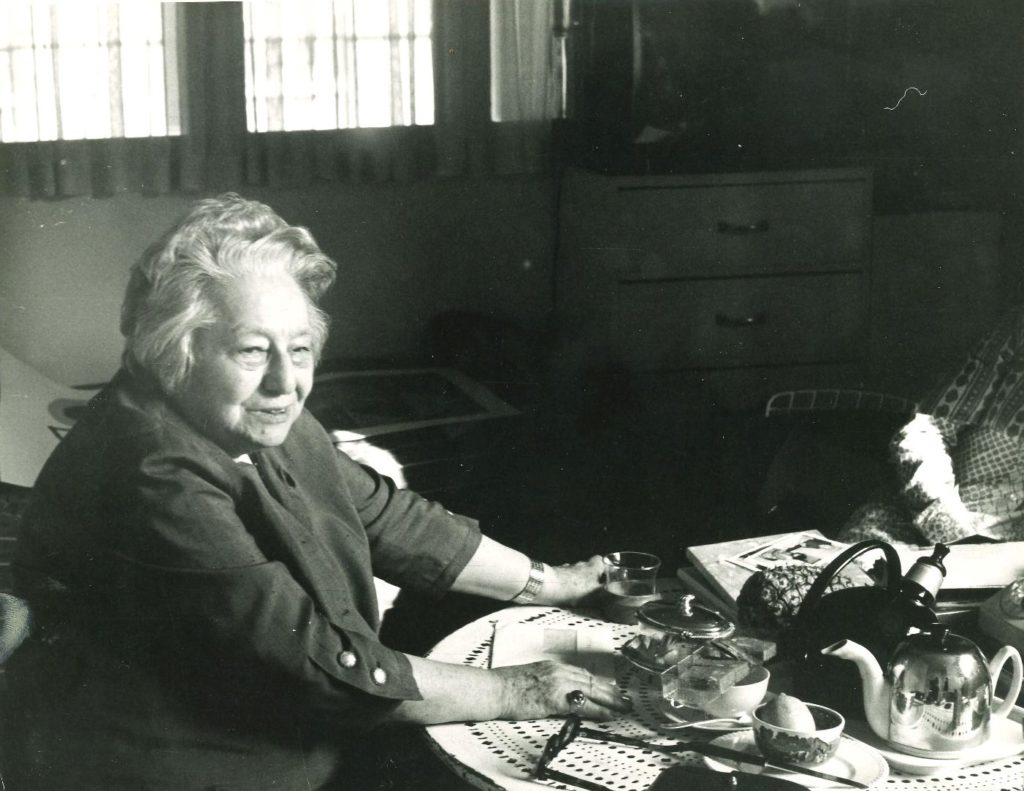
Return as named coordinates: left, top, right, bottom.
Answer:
left=0, top=176, right=559, bottom=389
left=0, top=194, right=193, bottom=385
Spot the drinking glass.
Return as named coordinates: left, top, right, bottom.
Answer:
left=603, top=552, right=661, bottom=597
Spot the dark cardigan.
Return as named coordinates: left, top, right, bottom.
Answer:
left=3, top=370, right=481, bottom=790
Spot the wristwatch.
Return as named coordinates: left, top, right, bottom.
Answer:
left=512, top=559, right=545, bottom=604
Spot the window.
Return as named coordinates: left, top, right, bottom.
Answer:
left=0, top=1, right=563, bottom=197
left=243, top=0, right=434, bottom=132
left=0, top=2, right=181, bottom=143
left=2, top=1, right=566, bottom=141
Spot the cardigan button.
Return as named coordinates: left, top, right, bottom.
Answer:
left=338, top=651, right=358, bottom=668
left=372, top=667, right=388, bottom=685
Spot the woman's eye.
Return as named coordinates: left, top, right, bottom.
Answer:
left=238, top=347, right=268, bottom=363
left=291, top=346, right=314, bottom=364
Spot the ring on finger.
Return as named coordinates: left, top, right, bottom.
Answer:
left=566, top=689, right=586, bottom=713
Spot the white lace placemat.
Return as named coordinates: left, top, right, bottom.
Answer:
left=424, top=606, right=1024, bottom=791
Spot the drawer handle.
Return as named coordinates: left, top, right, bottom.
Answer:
left=717, top=219, right=770, bottom=235
left=715, top=312, right=767, bottom=328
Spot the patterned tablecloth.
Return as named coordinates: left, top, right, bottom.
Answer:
left=423, top=605, right=1024, bottom=791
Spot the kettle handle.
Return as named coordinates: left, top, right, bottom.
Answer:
left=796, top=540, right=903, bottom=626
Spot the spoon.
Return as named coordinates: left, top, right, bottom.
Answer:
left=660, top=713, right=752, bottom=730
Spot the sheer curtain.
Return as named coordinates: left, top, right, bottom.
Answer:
left=0, top=0, right=563, bottom=198
left=0, top=2, right=243, bottom=198
left=249, top=0, right=565, bottom=182
left=434, top=0, right=561, bottom=176
left=0, top=1, right=188, bottom=197
left=243, top=0, right=434, bottom=132
left=0, top=2, right=181, bottom=142
left=241, top=0, right=437, bottom=187
left=490, top=0, right=568, bottom=123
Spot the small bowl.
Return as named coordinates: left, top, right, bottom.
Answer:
left=702, top=665, right=770, bottom=718
left=751, top=701, right=844, bottom=766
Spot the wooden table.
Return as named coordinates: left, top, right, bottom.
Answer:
left=422, top=604, right=1024, bottom=791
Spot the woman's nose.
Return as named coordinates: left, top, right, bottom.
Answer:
left=262, top=353, right=295, bottom=394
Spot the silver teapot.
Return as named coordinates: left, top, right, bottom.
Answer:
left=823, top=624, right=1023, bottom=758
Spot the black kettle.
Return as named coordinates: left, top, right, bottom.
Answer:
left=782, top=540, right=904, bottom=717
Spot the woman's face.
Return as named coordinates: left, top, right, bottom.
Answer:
left=173, top=274, right=317, bottom=457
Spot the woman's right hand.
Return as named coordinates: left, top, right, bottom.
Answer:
left=493, top=660, right=631, bottom=721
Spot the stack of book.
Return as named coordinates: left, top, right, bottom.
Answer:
left=677, top=530, right=851, bottom=621
left=677, top=530, right=1024, bottom=624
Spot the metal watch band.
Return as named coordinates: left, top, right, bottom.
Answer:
left=512, top=559, right=545, bottom=604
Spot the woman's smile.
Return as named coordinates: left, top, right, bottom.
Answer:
left=248, top=404, right=295, bottom=422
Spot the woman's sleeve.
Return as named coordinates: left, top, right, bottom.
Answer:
left=327, top=438, right=482, bottom=595
left=104, top=448, right=424, bottom=715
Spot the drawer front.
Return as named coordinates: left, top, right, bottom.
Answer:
left=613, top=178, right=869, bottom=278
left=612, top=274, right=864, bottom=371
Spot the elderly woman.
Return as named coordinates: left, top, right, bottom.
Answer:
left=3, top=194, right=628, bottom=791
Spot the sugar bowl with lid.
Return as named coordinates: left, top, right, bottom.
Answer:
left=620, top=594, right=774, bottom=714
left=620, top=593, right=737, bottom=672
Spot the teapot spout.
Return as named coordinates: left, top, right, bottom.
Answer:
left=821, top=639, right=889, bottom=739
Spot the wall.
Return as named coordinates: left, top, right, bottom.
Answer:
left=867, top=212, right=1005, bottom=399
left=566, top=0, right=1024, bottom=218
left=0, top=175, right=557, bottom=385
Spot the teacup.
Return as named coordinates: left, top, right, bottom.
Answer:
left=702, top=665, right=771, bottom=718
left=752, top=700, right=845, bottom=766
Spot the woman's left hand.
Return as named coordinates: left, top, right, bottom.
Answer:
left=537, top=555, right=605, bottom=607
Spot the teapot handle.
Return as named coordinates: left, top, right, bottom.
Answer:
left=990, top=645, right=1024, bottom=719
left=796, top=540, right=903, bottom=625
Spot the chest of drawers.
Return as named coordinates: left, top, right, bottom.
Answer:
left=554, top=167, right=872, bottom=406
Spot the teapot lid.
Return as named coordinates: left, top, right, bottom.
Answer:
left=637, top=594, right=735, bottom=639
left=913, top=622, right=974, bottom=647
left=901, top=623, right=983, bottom=659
